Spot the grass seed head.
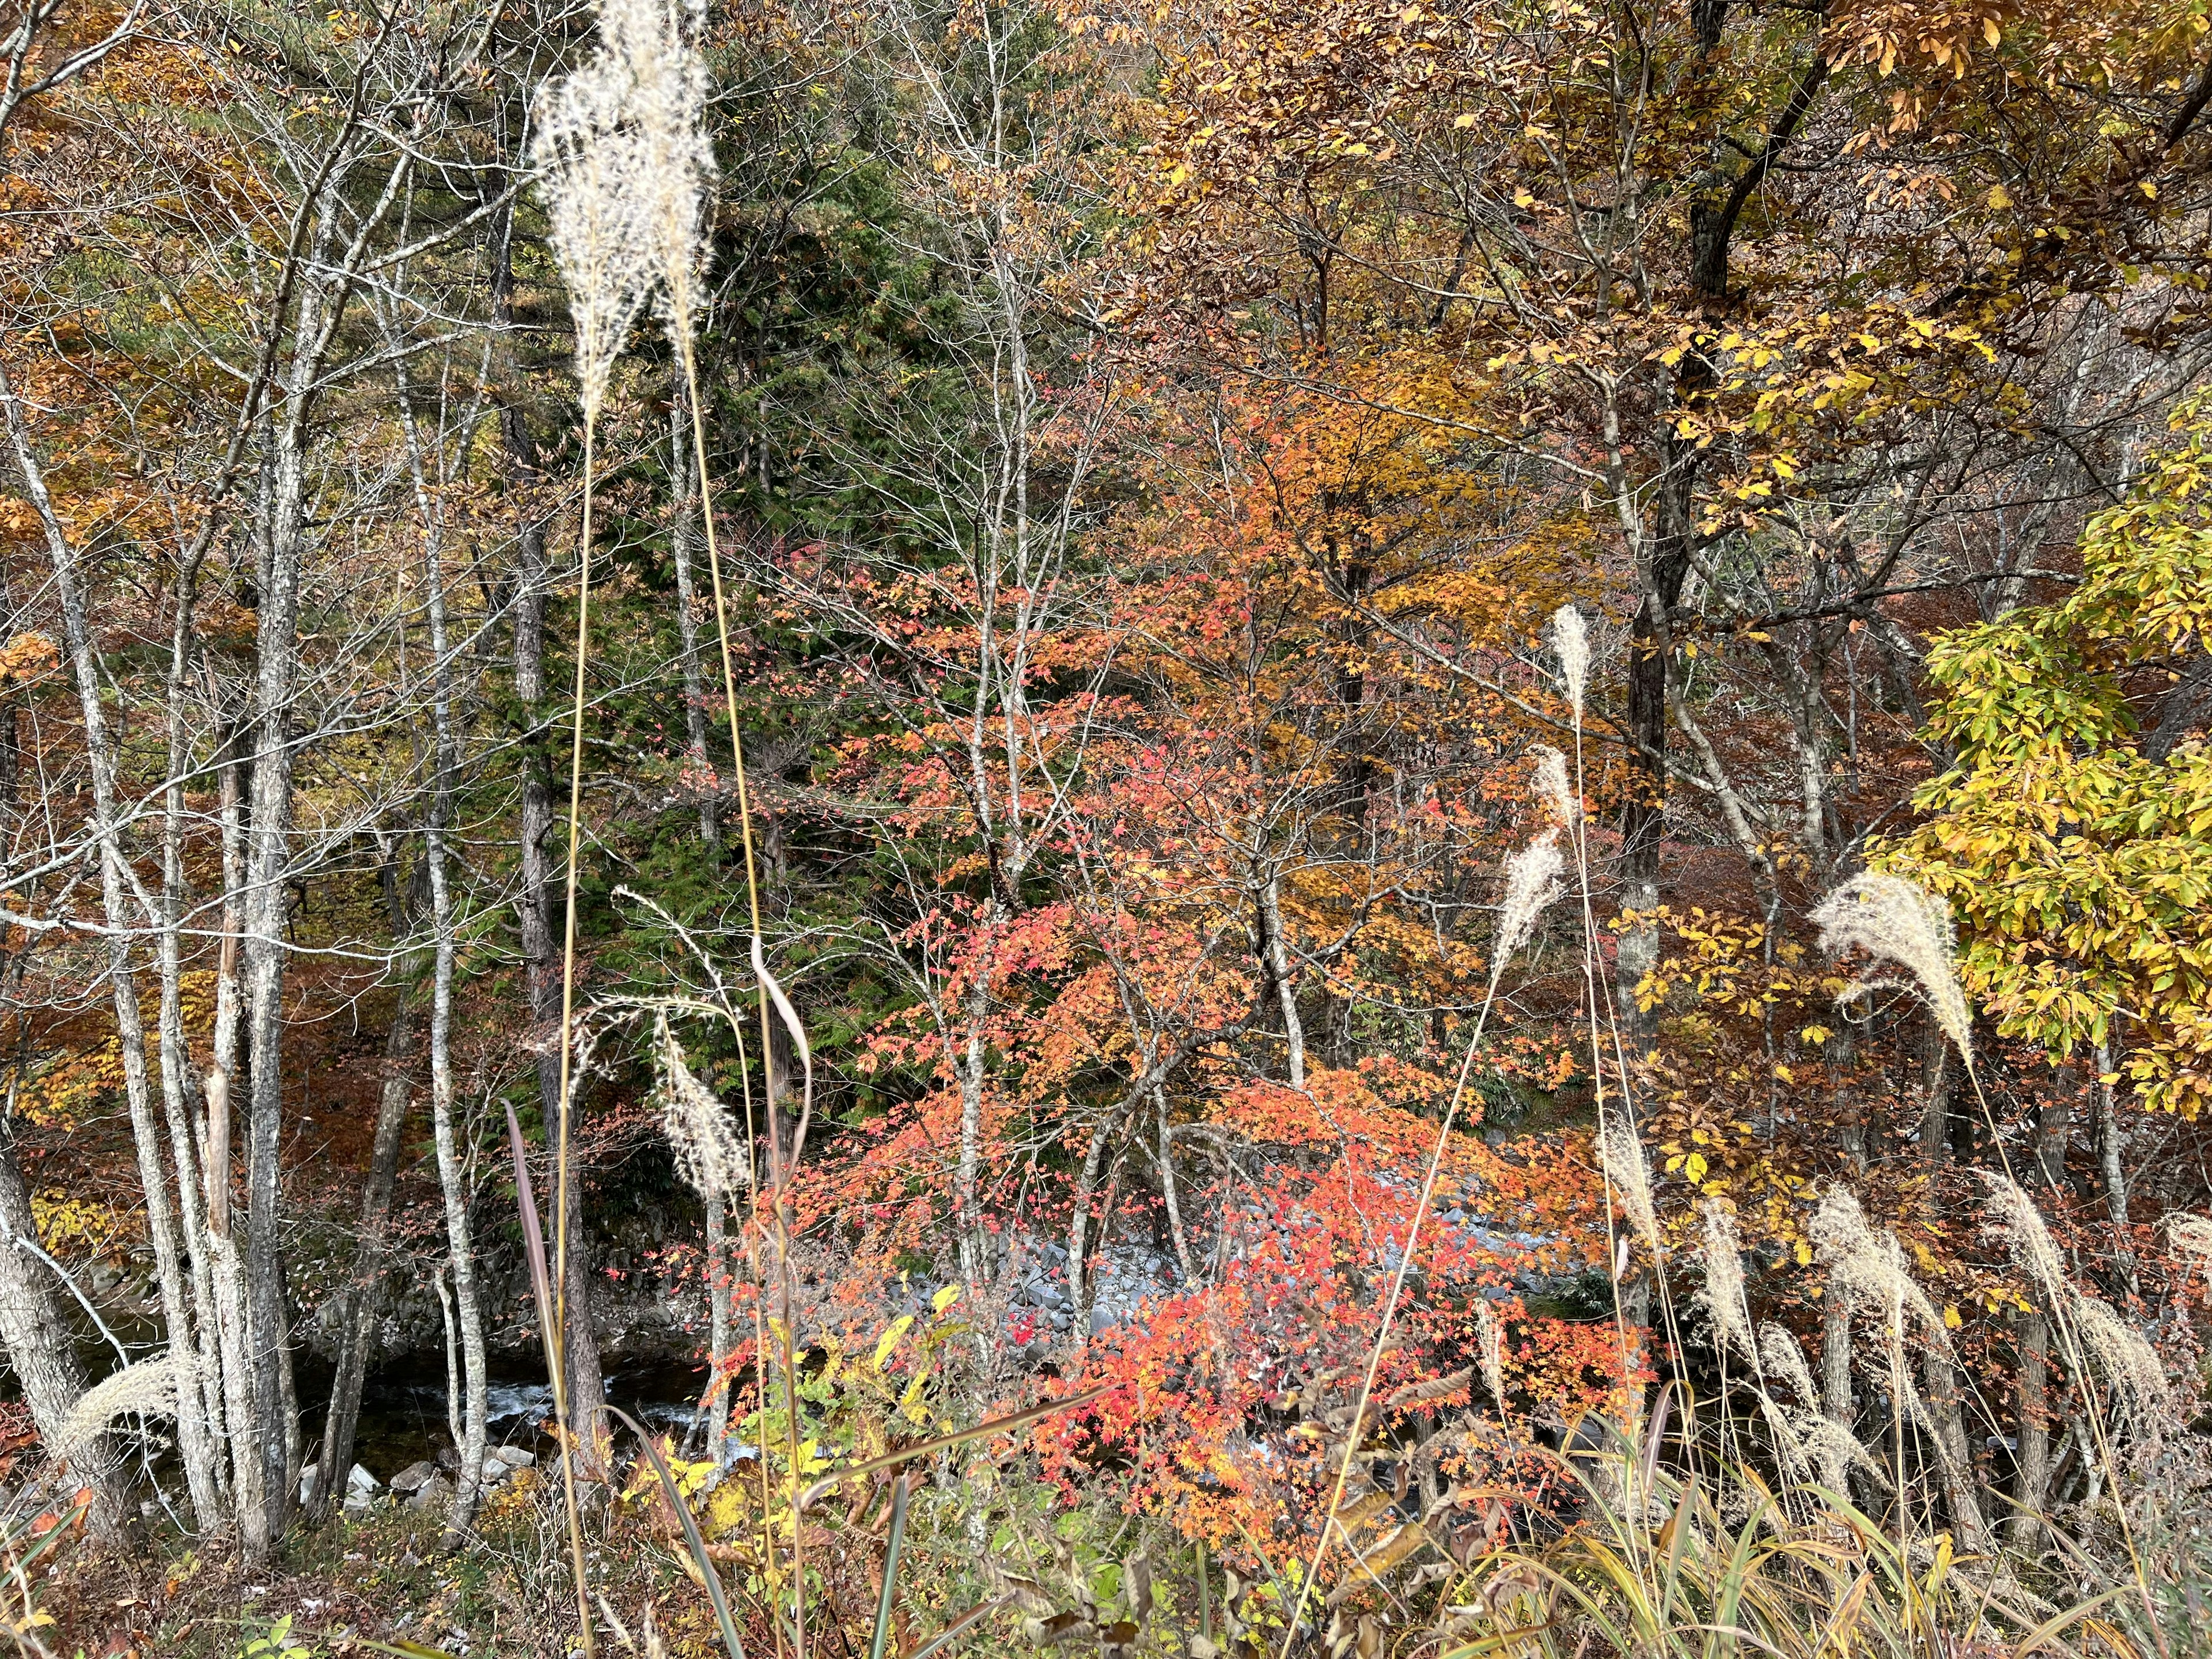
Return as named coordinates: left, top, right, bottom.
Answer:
left=1600, top=1121, right=1662, bottom=1259
left=2066, top=1294, right=2171, bottom=1434
left=602, top=0, right=715, bottom=336
left=1495, top=834, right=1565, bottom=971
left=1810, top=872, right=1974, bottom=1064
left=1757, top=1322, right=1819, bottom=1407
left=1552, top=604, right=1589, bottom=724
left=1984, top=1173, right=2069, bottom=1309
left=1472, top=1298, right=1507, bottom=1408
left=654, top=1013, right=750, bottom=1200
left=1810, top=1187, right=1948, bottom=1351
left=2167, top=1213, right=2212, bottom=1272
left=533, top=37, right=656, bottom=422
left=1532, top=746, right=1576, bottom=832
left=1699, top=1202, right=1753, bottom=1357
left=56, top=1354, right=177, bottom=1460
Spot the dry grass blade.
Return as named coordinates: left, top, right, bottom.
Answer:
left=505, top=1105, right=556, bottom=1346
left=796, top=1382, right=1115, bottom=1511
left=906, top=1595, right=1017, bottom=1659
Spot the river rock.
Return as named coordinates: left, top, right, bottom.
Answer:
left=389, top=1460, right=438, bottom=1494
left=407, top=1474, right=454, bottom=1512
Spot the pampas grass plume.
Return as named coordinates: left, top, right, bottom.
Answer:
left=654, top=1013, right=749, bottom=1200
left=2168, top=1213, right=2212, bottom=1271
left=1532, top=746, right=1576, bottom=832
left=1810, top=872, right=1974, bottom=1063
left=56, top=1353, right=176, bottom=1459
left=1810, top=1187, right=1948, bottom=1350
left=1758, top=1322, right=1819, bottom=1407
left=1990, top=1175, right=2171, bottom=1432
left=1600, top=1121, right=1662, bottom=1260
left=533, top=36, right=656, bottom=422
left=1472, top=1298, right=1507, bottom=1407
left=1495, top=834, right=1564, bottom=969
left=1699, top=1202, right=1754, bottom=1357
left=1552, top=605, right=1589, bottom=722
left=603, top=0, right=715, bottom=336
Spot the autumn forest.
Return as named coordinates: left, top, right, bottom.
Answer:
left=1, top=0, right=2211, bottom=1650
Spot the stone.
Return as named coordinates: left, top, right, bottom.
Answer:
left=389, top=1460, right=438, bottom=1494
left=407, top=1474, right=453, bottom=1512
left=343, top=1464, right=378, bottom=1510
left=489, top=1444, right=535, bottom=1469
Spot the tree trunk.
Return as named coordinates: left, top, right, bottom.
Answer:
left=240, top=358, right=319, bottom=1555
left=304, top=991, right=416, bottom=1525
left=2, top=360, right=224, bottom=1534
left=1066, top=1101, right=1135, bottom=1339
left=400, top=376, right=493, bottom=1541
left=704, top=1189, right=730, bottom=1460
left=208, top=724, right=263, bottom=1533
left=156, top=577, right=232, bottom=1528
left=1921, top=1346, right=1984, bottom=1548
left=505, top=389, right=609, bottom=1480
left=0, top=1107, right=136, bottom=1540
left=1157, top=1089, right=1195, bottom=1285
left=1259, top=874, right=1305, bottom=1090
left=2093, top=1045, right=2137, bottom=1293
left=2010, top=1311, right=2050, bottom=1548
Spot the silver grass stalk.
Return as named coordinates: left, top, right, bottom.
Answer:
left=1758, top=1322, right=1819, bottom=1407
left=1699, top=1202, right=1754, bottom=1358
left=654, top=1013, right=749, bottom=1202
left=1552, top=604, right=1589, bottom=723
left=1755, top=1393, right=1815, bottom=1485
left=56, top=1353, right=176, bottom=1459
left=1985, top=1173, right=2070, bottom=1307
left=1532, top=746, right=1577, bottom=833
left=1494, top=834, right=1564, bottom=972
left=2066, top=1294, right=2171, bottom=1432
left=1810, top=1188, right=1949, bottom=1351
left=1797, top=1412, right=1892, bottom=1493
left=603, top=0, right=715, bottom=339
left=1989, top=1175, right=2170, bottom=1432
left=1810, top=872, right=1974, bottom=1065
left=1600, top=1120, right=1662, bottom=1260
left=533, top=56, right=656, bottom=425
left=2168, top=1213, right=2212, bottom=1271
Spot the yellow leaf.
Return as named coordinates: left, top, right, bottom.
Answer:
left=1982, top=16, right=2000, bottom=45
left=933, top=1283, right=962, bottom=1314
left=873, top=1313, right=915, bottom=1371
left=1512, top=190, right=1535, bottom=207
left=1987, top=183, right=2013, bottom=209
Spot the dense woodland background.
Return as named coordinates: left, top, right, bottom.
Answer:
left=3, top=0, right=2212, bottom=1650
